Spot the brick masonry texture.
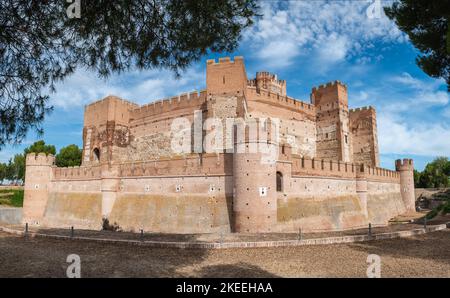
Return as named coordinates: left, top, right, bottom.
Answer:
left=22, top=57, right=416, bottom=234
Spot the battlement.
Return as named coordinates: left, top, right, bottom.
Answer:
left=85, top=95, right=139, bottom=111
left=246, top=86, right=315, bottom=116
left=206, top=56, right=244, bottom=65
left=255, top=72, right=286, bottom=85
left=52, top=164, right=102, bottom=180
left=291, top=155, right=399, bottom=182
left=26, top=153, right=55, bottom=166
left=312, top=80, right=347, bottom=92
left=118, top=154, right=233, bottom=177
left=395, top=159, right=414, bottom=171
left=349, top=106, right=375, bottom=113
left=129, top=90, right=207, bottom=121
left=357, top=163, right=400, bottom=182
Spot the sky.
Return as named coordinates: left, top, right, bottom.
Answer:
left=1, top=0, right=449, bottom=171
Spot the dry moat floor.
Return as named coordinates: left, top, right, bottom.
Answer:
left=0, top=229, right=449, bottom=277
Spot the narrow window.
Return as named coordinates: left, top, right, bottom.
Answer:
left=345, top=135, right=348, bottom=144
left=93, top=148, right=100, bottom=162
left=281, top=145, right=285, bottom=154
left=223, top=76, right=225, bottom=84
left=325, top=133, right=329, bottom=139
left=276, top=172, right=283, bottom=192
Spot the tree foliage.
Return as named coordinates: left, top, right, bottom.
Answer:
left=55, top=144, right=82, bottom=167
left=385, top=0, right=450, bottom=90
left=0, top=0, right=258, bottom=147
left=24, top=140, right=56, bottom=156
left=414, top=157, right=450, bottom=188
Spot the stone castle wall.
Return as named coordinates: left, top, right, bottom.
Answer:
left=23, top=152, right=408, bottom=234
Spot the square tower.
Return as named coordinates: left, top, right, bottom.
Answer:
left=311, top=81, right=352, bottom=162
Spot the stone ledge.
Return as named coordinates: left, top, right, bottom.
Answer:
left=0, top=224, right=448, bottom=249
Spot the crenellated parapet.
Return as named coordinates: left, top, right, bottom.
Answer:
left=395, top=158, right=414, bottom=171
left=52, top=165, right=102, bottom=180
left=206, top=56, right=244, bottom=65
left=291, top=155, right=399, bottom=183
left=26, top=152, right=55, bottom=166
left=118, top=154, right=232, bottom=177
left=246, top=86, right=316, bottom=116
left=311, top=80, right=348, bottom=92
left=129, top=90, right=207, bottom=121
left=349, top=106, right=376, bottom=113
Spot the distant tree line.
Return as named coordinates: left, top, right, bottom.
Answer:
left=414, top=157, right=450, bottom=188
left=0, top=140, right=82, bottom=184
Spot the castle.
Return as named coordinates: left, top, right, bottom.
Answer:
left=23, top=57, right=415, bottom=233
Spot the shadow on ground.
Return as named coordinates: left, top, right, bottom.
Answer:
left=194, top=263, right=279, bottom=278
left=348, top=230, right=450, bottom=267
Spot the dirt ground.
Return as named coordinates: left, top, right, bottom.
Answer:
left=0, top=229, right=449, bottom=278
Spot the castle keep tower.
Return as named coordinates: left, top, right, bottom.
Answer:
left=312, top=81, right=352, bottom=162
left=350, top=106, right=379, bottom=167
left=396, top=159, right=415, bottom=212
left=83, top=96, right=138, bottom=165
left=22, top=153, right=55, bottom=225
left=206, top=56, right=248, bottom=96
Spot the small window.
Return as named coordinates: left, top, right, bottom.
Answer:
left=223, top=76, right=225, bottom=84
left=93, top=148, right=100, bottom=162
left=325, top=133, right=329, bottom=139
left=345, top=135, right=348, bottom=144
left=281, top=145, right=285, bottom=154
left=276, top=172, right=283, bottom=192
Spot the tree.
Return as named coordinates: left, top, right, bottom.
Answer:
left=385, top=1, right=450, bottom=90
left=56, top=144, right=82, bottom=167
left=0, top=162, right=7, bottom=184
left=0, top=0, right=258, bottom=148
left=11, top=154, right=25, bottom=182
left=415, top=157, right=450, bottom=188
left=24, top=140, right=56, bottom=156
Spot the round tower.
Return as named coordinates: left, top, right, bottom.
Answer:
left=23, top=153, right=55, bottom=225
left=232, top=120, right=278, bottom=233
left=395, top=159, right=415, bottom=212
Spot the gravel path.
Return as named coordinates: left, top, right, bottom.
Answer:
left=0, top=229, right=449, bottom=277
left=7, top=215, right=449, bottom=242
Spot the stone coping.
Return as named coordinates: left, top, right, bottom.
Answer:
left=1, top=224, right=448, bottom=249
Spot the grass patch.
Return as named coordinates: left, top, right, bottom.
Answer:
left=0, top=189, right=24, bottom=207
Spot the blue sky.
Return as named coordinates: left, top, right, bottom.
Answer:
left=1, top=0, right=449, bottom=171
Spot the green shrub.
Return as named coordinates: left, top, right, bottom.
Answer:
left=0, top=189, right=23, bottom=207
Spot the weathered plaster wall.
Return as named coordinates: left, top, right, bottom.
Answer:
left=276, top=177, right=366, bottom=232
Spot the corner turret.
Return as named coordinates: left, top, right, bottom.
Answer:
left=395, top=159, right=415, bottom=212
left=22, top=153, right=55, bottom=226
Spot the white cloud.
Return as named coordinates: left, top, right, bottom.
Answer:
left=50, top=66, right=204, bottom=110
left=378, top=113, right=450, bottom=156
left=388, top=72, right=449, bottom=107
left=244, top=0, right=406, bottom=69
